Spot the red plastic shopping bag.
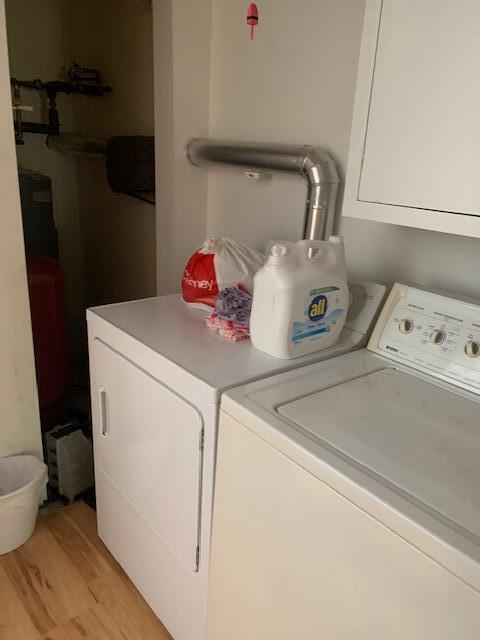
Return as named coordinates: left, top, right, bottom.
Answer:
left=182, top=238, right=264, bottom=311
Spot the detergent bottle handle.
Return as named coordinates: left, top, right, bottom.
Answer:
left=328, top=236, right=346, bottom=270
left=296, top=239, right=334, bottom=266
left=297, top=236, right=345, bottom=269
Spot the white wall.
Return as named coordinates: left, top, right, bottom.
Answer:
left=67, top=0, right=156, bottom=307
left=0, top=0, right=42, bottom=459
left=207, top=0, right=359, bottom=246
left=153, top=0, right=211, bottom=294
left=153, top=0, right=174, bottom=294
left=178, top=0, right=480, bottom=300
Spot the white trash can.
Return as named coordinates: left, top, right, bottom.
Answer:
left=0, top=455, right=48, bottom=555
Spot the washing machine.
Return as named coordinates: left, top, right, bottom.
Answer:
left=208, top=282, right=480, bottom=640
left=87, top=282, right=385, bottom=640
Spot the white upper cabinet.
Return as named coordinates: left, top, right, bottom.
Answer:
left=344, top=0, right=480, bottom=237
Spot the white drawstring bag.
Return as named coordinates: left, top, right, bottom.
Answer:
left=182, top=238, right=264, bottom=311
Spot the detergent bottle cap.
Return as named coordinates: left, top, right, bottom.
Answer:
left=267, top=242, right=295, bottom=267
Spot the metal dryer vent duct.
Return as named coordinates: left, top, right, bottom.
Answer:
left=186, top=138, right=339, bottom=241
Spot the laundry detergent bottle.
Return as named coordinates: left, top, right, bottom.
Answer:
left=250, top=236, right=349, bottom=359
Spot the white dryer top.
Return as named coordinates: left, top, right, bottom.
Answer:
left=87, top=292, right=379, bottom=402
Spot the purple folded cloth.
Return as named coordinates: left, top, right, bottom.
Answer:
left=214, top=287, right=252, bottom=325
left=205, top=286, right=253, bottom=341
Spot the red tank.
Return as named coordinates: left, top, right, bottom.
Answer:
left=26, top=256, right=69, bottom=411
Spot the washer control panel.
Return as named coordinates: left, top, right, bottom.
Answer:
left=368, top=283, right=480, bottom=394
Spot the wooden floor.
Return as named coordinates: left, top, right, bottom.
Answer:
left=0, top=501, right=171, bottom=640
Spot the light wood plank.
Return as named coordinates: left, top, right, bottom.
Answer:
left=42, top=605, right=124, bottom=640
left=88, top=571, right=171, bottom=640
left=0, top=502, right=170, bottom=640
left=60, top=501, right=123, bottom=576
left=0, top=520, right=97, bottom=635
left=43, top=509, right=110, bottom=583
left=0, top=565, right=41, bottom=640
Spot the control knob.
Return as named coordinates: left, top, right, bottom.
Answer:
left=465, top=340, right=480, bottom=358
left=429, top=330, right=445, bottom=345
left=399, top=319, right=414, bottom=334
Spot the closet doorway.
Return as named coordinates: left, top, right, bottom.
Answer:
left=5, top=0, right=156, bottom=500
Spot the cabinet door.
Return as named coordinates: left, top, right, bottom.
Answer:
left=92, top=338, right=204, bottom=573
left=344, top=0, right=480, bottom=236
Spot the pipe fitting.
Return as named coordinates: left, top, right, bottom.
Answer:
left=186, top=138, right=339, bottom=241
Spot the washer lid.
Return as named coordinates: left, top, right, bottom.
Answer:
left=278, top=368, right=480, bottom=539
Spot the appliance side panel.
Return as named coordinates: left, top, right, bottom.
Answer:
left=207, top=412, right=480, bottom=640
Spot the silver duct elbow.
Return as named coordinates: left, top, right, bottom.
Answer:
left=186, top=138, right=339, bottom=241
left=299, top=146, right=339, bottom=241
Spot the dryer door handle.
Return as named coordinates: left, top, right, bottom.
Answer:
left=99, top=387, right=108, bottom=436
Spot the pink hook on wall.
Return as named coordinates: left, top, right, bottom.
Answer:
left=247, top=3, right=259, bottom=40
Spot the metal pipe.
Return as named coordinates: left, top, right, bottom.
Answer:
left=46, top=134, right=106, bottom=157
left=22, top=122, right=51, bottom=136
left=186, top=138, right=339, bottom=240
